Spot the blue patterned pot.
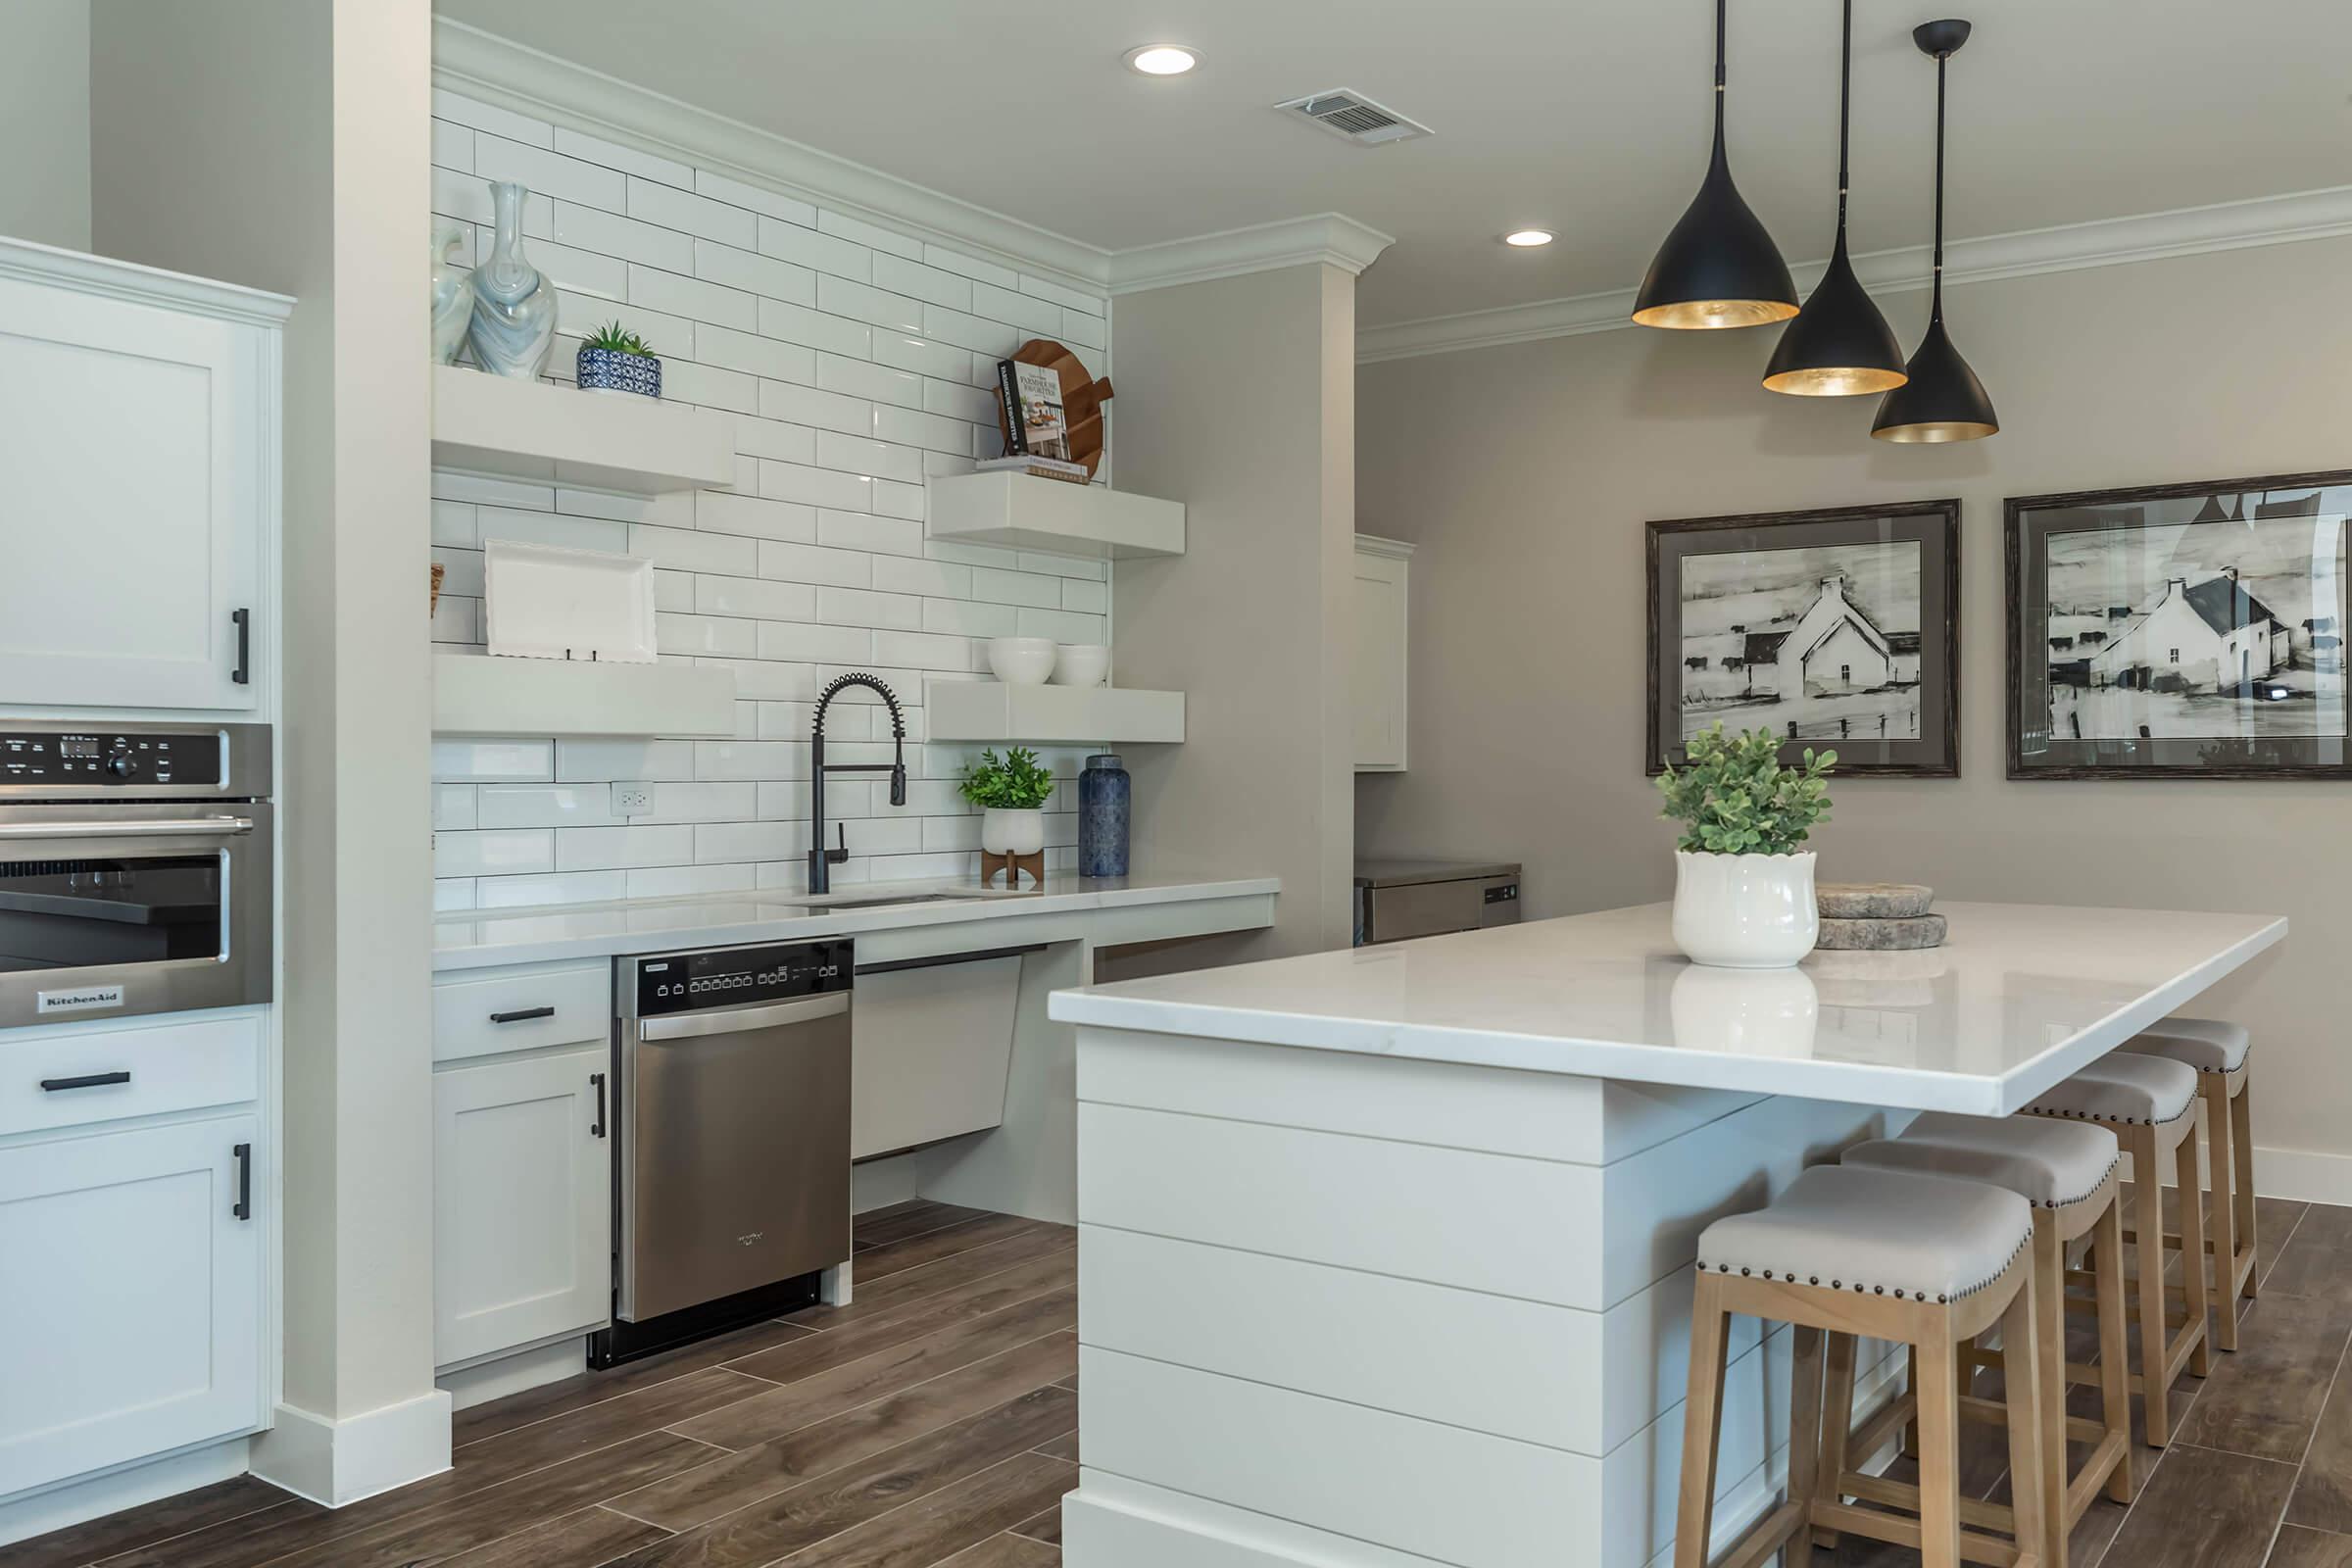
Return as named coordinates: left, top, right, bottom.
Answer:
left=1079, top=753, right=1130, bottom=877
left=577, top=344, right=662, bottom=397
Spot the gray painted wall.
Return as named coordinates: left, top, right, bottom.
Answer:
left=1358, top=236, right=2350, bottom=1175
left=0, top=0, right=90, bottom=250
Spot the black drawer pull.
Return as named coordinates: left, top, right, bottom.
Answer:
left=232, top=1142, right=252, bottom=1221
left=489, top=1005, right=557, bottom=1024
left=41, top=1070, right=130, bottom=1093
left=590, top=1071, right=607, bottom=1139
left=231, top=609, right=252, bottom=686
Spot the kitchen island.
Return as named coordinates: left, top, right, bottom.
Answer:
left=1046, top=901, right=2286, bottom=1568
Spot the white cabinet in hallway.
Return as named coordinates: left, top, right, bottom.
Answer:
left=1351, top=535, right=1414, bottom=771
left=0, top=1116, right=261, bottom=1498
left=432, top=1044, right=612, bottom=1369
left=0, top=240, right=288, bottom=712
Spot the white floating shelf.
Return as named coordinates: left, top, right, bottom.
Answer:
left=926, top=680, right=1185, bottom=744
left=926, top=471, right=1184, bottom=560
left=431, top=364, right=736, bottom=495
left=433, top=652, right=735, bottom=738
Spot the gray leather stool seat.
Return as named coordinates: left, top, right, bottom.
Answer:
left=2025, top=1052, right=2197, bottom=1126
left=1696, top=1164, right=2033, bottom=1305
left=1843, top=1112, right=2120, bottom=1208
left=2122, top=1014, right=2250, bottom=1075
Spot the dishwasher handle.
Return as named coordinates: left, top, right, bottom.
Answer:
left=638, top=991, right=849, bottom=1041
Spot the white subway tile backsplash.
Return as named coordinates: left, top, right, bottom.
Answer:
left=429, top=123, right=1113, bottom=908
left=626, top=175, right=758, bottom=246
left=693, top=237, right=815, bottom=307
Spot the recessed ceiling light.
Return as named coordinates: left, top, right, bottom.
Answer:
left=1125, top=44, right=1199, bottom=75
left=1503, top=228, right=1555, bottom=247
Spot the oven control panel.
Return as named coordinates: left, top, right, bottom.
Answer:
left=0, top=730, right=222, bottom=787
left=633, top=940, right=853, bottom=1016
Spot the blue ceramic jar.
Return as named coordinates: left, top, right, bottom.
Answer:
left=1078, top=753, right=1130, bottom=877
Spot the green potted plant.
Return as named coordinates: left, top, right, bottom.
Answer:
left=1656, top=723, right=1836, bottom=967
left=959, top=747, right=1054, bottom=857
left=577, top=319, right=661, bottom=398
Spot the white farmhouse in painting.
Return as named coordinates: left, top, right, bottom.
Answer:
left=1741, top=573, right=1895, bottom=698
left=2086, top=570, right=2291, bottom=694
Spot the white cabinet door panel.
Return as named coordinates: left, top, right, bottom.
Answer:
left=1351, top=540, right=1410, bottom=771
left=0, top=1117, right=261, bottom=1497
left=0, top=276, right=264, bottom=710
left=434, top=1047, right=611, bottom=1367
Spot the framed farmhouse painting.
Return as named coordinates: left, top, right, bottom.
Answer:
left=1646, top=501, right=1961, bottom=777
left=2007, top=469, right=2352, bottom=779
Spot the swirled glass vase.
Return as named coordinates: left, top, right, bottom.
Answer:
left=429, top=225, right=471, bottom=366
left=466, top=181, right=555, bottom=379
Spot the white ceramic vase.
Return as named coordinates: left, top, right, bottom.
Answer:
left=1671, top=849, right=1819, bottom=969
left=430, top=226, right=471, bottom=366
left=466, top=180, right=556, bottom=379
left=980, top=808, right=1046, bottom=856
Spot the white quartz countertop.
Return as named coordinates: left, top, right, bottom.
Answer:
left=432, top=870, right=1279, bottom=971
left=1048, top=901, right=2287, bottom=1114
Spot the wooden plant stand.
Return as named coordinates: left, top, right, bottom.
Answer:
left=981, top=849, right=1045, bottom=889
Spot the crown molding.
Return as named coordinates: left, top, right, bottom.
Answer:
left=432, top=20, right=1113, bottom=295
left=1105, top=214, right=1397, bottom=296
left=0, top=234, right=294, bottom=327
left=1357, top=183, right=2352, bottom=365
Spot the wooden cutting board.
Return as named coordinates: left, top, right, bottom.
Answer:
left=995, top=338, right=1113, bottom=477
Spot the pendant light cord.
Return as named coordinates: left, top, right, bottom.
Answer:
left=1712, top=0, right=1729, bottom=149
left=1835, top=0, right=1852, bottom=231
left=1930, top=49, right=1948, bottom=321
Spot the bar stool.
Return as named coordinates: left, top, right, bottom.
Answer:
left=2023, top=1052, right=2208, bottom=1446
left=1676, top=1164, right=2049, bottom=1568
left=1841, top=1114, right=2132, bottom=1568
left=2117, top=1016, right=2255, bottom=1350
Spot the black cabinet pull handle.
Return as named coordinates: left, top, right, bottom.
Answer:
left=232, top=1143, right=252, bottom=1221
left=489, top=1005, right=556, bottom=1023
left=230, top=609, right=251, bottom=686
left=590, top=1071, right=607, bottom=1138
left=41, top=1070, right=130, bottom=1092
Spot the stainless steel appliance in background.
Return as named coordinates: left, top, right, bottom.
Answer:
left=1352, top=858, right=1522, bottom=946
left=592, top=938, right=854, bottom=1366
left=0, top=721, right=272, bottom=1028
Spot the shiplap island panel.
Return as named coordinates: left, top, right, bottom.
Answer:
left=1047, top=901, right=2285, bottom=1568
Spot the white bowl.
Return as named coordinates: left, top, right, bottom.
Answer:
left=986, top=637, right=1058, bottom=686
left=1050, top=644, right=1111, bottom=687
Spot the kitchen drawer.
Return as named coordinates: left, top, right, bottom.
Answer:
left=434, top=961, right=611, bottom=1064
left=0, top=1014, right=261, bottom=1138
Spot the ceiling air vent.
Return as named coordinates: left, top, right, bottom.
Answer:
left=1276, top=89, right=1433, bottom=146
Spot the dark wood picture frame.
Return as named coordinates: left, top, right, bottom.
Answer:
left=2006, top=468, right=2352, bottom=780
left=1646, top=500, right=1962, bottom=778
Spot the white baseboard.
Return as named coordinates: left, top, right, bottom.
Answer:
left=2253, top=1145, right=2352, bottom=1206
left=0, top=1438, right=250, bottom=1549
left=436, top=1339, right=587, bottom=1414
left=249, top=1390, right=452, bottom=1508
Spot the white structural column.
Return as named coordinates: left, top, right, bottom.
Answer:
left=1064, top=1026, right=1908, bottom=1568
left=90, top=0, right=445, bottom=1504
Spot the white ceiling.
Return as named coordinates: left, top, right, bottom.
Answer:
left=435, top=0, right=2352, bottom=327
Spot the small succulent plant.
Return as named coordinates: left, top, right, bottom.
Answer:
left=1657, top=722, right=1836, bottom=856
left=583, top=320, right=654, bottom=356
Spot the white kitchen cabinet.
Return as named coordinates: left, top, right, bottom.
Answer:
left=433, top=1045, right=612, bottom=1368
left=0, top=241, right=289, bottom=711
left=0, top=1116, right=261, bottom=1498
left=1352, top=536, right=1414, bottom=772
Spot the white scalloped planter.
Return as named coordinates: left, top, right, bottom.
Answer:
left=1671, top=850, right=1819, bottom=969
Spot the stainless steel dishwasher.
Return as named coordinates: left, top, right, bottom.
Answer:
left=590, top=938, right=853, bottom=1367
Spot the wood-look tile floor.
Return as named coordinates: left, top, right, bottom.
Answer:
left=14, top=1194, right=2352, bottom=1568
left=2, top=1201, right=1078, bottom=1568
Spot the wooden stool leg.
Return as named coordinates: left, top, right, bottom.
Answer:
left=1999, top=1265, right=2051, bottom=1568
left=1813, top=1331, right=1858, bottom=1549
left=2233, top=1076, right=2260, bottom=1300
left=2128, top=1125, right=2173, bottom=1446
left=1903, top=1345, right=1922, bottom=1457
left=2094, top=1194, right=2133, bottom=1503
left=1674, top=1276, right=1732, bottom=1568
left=2177, top=1111, right=2212, bottom=1379
left=1915, top=1324, right=1964, bottom=1568
left=2201, top=1075, right=2238, bottom=1350
left=1784, top=1325, right=1823, bottom=1568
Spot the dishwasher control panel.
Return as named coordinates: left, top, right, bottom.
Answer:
left=631, top=939, right=853, bottom=1016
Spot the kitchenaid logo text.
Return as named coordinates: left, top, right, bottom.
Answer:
left=36, top=986, right=125, bottom=1013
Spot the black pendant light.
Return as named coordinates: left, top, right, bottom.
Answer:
left=1874, top=20, right=1998, bottom=442
left=1632, top=0, right=1798, bottom=330
left=1762, top=0, right=1907, bottom=395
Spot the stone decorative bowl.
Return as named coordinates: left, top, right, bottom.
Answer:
left=578, top=344, right=662, bottom=398
left=1816, top=913, right=1948, bottom=952
left=1816, top=882, right=1935, bottom=919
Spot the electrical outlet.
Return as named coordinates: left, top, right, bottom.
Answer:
left=611, top=783, right=655, bottom=817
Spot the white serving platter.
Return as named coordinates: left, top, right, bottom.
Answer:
left=483, top=538, right=658, bottom=662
